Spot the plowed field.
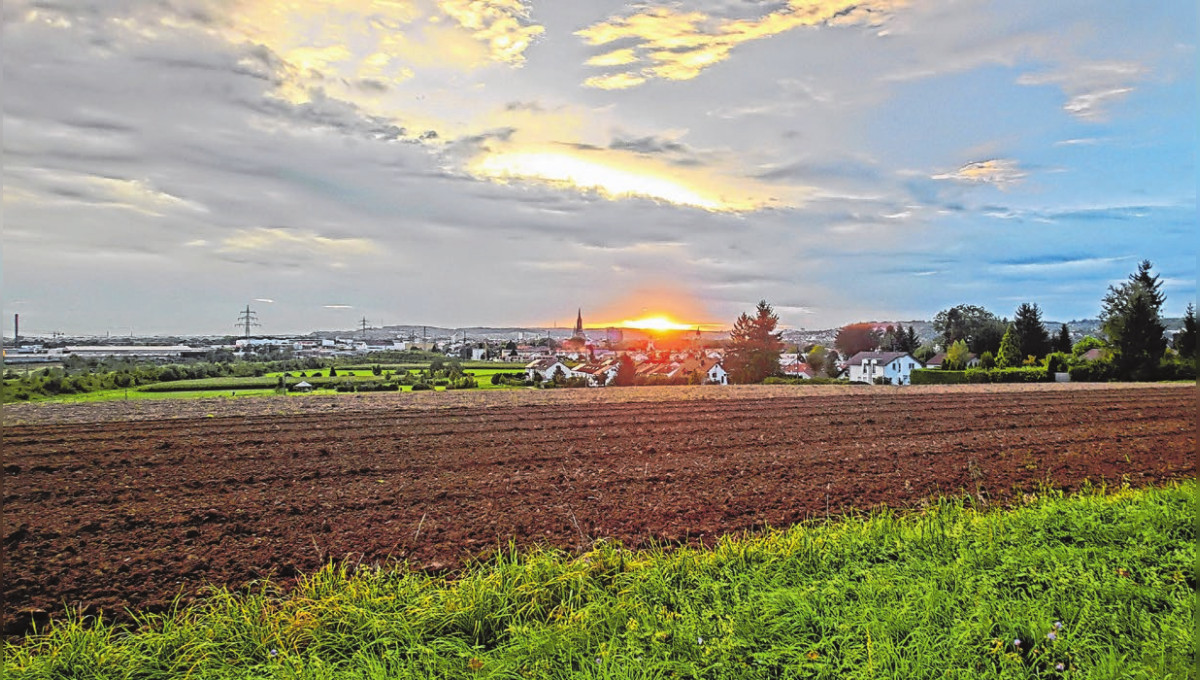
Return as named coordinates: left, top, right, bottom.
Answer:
left=3, top=383, right=1194, bottom=634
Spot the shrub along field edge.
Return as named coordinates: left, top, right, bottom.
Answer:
left=4, top=480, right=1193, bottom=679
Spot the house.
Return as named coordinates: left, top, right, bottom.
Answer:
left=780, top=362, right=816, bottom=379
left=293, top=381, right=314, bottom=392
left=700, top=358, right=728, bottom=385
left=924, top=352, right=979, bottom=369
left=525, top=357, right=573, bottom=383
left=847, top=351, right=921, bottom=385
left=572, top=359, right=621, bottom=386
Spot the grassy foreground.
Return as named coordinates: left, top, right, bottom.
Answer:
left=4, top=482, right=1193, bottom=679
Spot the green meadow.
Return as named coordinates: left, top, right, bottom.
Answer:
left=4, top=481, right=1192, bottom=679
left=10, top=363, right=531, bottom=403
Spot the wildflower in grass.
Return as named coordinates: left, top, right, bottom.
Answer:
left=1047, top=631, right=1057, bottom=641
left=269, top=649, right=278, bottom=659
left=806, top=651, right=820, bottom=661
left=1054, top=621, right=1063, bottom=630
left=697, top=636, right=704, bottom=645
left=1056, top=663, right=1065, bottom=671
left=1013, top=638, right=1021, bottom=649
left=467, top=658, right=484, bottom=672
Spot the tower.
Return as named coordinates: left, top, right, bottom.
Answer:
left=573, top=308, right=584, bottom=338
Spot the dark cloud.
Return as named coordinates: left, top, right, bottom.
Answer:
left=608, top=135, right=690, bottom=155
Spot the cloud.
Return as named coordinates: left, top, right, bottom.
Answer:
left=435, top=0, right=545, bottom=65
left=577, top=0, right=906, bottom=88
left=217, top=228, right=380, bottom=267
left=1052, top=137, right=1109, bottom=147
left=5, top=167, right=207, bottom=216
left=254, top=298, right=275, bottom=303
left=585, top=48, right=639, bottom=67
left=582, top=72, right=648, bottom=90
left=931, top=159, right=1026, bottom=188
left=994, top=255, right=1134, bottom=274
left=323, top=304, right=353, bottom=309
left=1017, top=61, right=1144, bottom=121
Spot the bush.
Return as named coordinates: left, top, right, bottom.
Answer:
left=1069, top=360, right=1116, bottom=382
left=1156, top=358, right=1197, bottom=381
left=445, top=376, right=478, bottom=390
left=358, top=381, right=400, bottom=392
left=1045, top=352, right=1071, bottom=374
left=982, top=367, right=1051, bottom=383
left=910, top=369, right=968, bottom=385
left=432, top=379, right=450, bottom=387
left=411, top=382, right=433, bottom=391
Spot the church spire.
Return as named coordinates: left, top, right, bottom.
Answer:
left=574, top=308, right=584, bottom=338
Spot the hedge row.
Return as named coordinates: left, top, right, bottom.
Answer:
left=910, top=367, right=1051, bottom=385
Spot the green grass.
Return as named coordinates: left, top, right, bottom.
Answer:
left=4, top=481, right=1193, bottom=679
left=25, top=388, right=284, bottom=403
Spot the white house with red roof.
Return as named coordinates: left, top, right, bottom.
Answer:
left=700, top=357, right=728, bottom=385
left=524, top=357, right=574, bottom=383
left=572, top=358, right=621, bottom=386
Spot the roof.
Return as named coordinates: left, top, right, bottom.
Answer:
left=1080, top=348, right=1106, bottom=361
left=781, top=362, right=815, bottom=376
left=573, top=359, right=618, bottom=375
left=525, top=357, right=561, bottom=370
left=846, top=351, right=913, bottom=366
left=294, top=381, right=313, bottom=388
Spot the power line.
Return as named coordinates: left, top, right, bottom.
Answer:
left=360, top=316, right=370, bottom=337
left=236, top=305, right=260, bottom=338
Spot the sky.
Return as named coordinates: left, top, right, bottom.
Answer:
left=2, top=0, right=1196, bottom=336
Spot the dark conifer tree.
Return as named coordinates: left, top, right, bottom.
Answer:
left=725, top=300, right=784, bottom=384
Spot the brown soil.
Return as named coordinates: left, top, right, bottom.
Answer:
left=2, top=383, right=1194, bottom=634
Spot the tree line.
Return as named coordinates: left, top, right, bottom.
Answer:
left=721, top=260, right=1194, bottom=384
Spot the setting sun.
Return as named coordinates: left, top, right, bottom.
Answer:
left=619, top=315, right=696, bottom=331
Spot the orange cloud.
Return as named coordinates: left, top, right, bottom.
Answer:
left=577, top=0, right=906, bottom=87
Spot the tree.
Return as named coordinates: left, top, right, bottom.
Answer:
left=725, top=300, right=784, bottom=384
left=1101, top=260, right=1167, bottom=379
left=932, top=304, right=1007, bottom=354
left=835, top=323, right=881, bottom=358
left=979, top=351, right=996, bottom=369
left=1011, top=303, right=1051, bottom=360
left=1054, top=324, right=1072, bottom=354
left=944, top=340, right=971, bottom=370
left=902, top=326, right=919, bottom=354
left=805, top=345, right=829, bottom=377
left=996, top=325, right=1022, bottom=369
left=1173, top=303, right=1196, bottom=359
left=913, top=343, right=937, bottom=362
left=879, top=325, right=900, bottom=352
left=613, top=355, right=636, bottom=387
left=823, top=350, right=840, bottom=378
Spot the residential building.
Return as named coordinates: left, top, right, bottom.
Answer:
left=847, top=351, right=921, bottom=385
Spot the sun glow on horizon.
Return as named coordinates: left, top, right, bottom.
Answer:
left=594, top=315, right=722, bottom=332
